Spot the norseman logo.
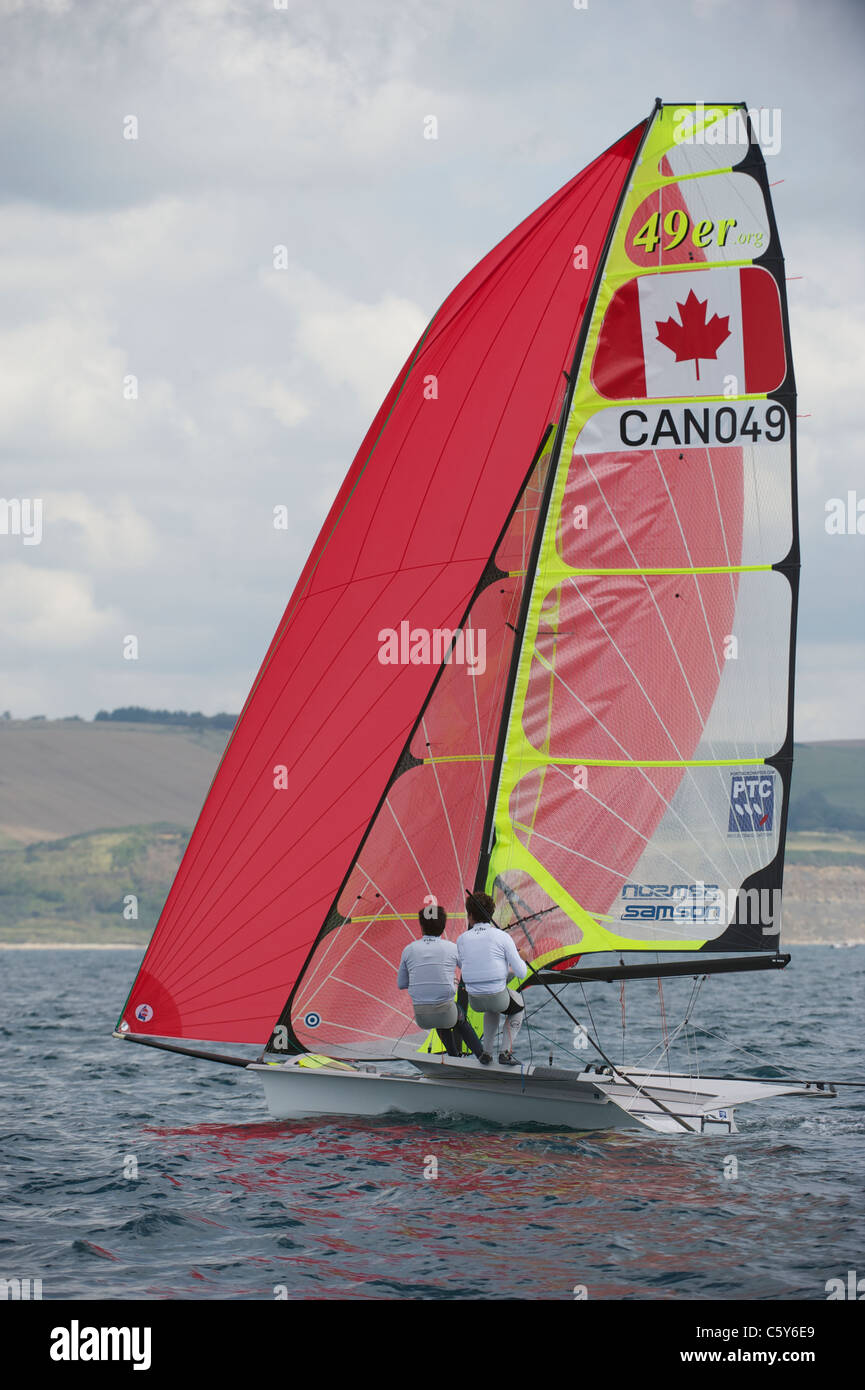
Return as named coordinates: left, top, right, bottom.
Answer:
left=49, top=1320, right=152, bottom=1370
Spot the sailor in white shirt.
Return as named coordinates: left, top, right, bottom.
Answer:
left=457, top=891, right=531, bottom=1065
left=397, top=905, right=489, bottom=1062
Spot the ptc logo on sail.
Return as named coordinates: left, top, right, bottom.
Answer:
left=728, top=774, right=774, bottom=834
left=378, top=621, right=486, bottom=676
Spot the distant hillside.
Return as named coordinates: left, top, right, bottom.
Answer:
left=0, top=721, right=862, bottom=943
left=0, top=826, right=184, bottom=945
left=95, top=706, right=237, bottom=730
left=0, top=719, right=231, bottom=847
left=787, top=742, right=865, bottom=832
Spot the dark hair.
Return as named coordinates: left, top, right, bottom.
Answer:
left=419, top=904, right=447, bottom=936
left=465, top=890, right=496, bottom=925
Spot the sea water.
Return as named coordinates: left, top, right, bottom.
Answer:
left=1, top=946, right=862, bottom=1301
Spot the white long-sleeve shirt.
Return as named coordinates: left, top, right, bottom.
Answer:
left=456, top=923, right=528, bottom=994
left=397, top=935, right=459, bottom=1004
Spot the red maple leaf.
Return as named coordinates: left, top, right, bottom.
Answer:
left=655, top=288, right=731, bottom=380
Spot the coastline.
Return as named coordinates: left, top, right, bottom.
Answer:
left=0, top=942, right=147, bottom=949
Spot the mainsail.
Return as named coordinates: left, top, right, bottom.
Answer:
left=117, top=102, right=796, bottom=1063
left=480, top=102, right=797, bottom=966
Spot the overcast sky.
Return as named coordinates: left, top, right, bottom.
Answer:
left=1, top=0, right=863, bottom=739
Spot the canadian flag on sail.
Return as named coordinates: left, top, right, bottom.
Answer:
left=591, top=267, right=785, bottom=399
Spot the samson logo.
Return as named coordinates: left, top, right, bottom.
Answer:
left=49, top=1320, right=151, bottom=1370
left=621, top=882, right=723, bottom=922
left=729, top=773, right=774, bottom=833
left=620, top=882, right=780, bottom=930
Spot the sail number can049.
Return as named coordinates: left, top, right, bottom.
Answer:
left=618, top=402, right=787, bottom=449
left=574, top=401, right=790, bottom=456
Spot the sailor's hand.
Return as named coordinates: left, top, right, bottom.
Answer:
left=518, top=946, right=531, bottom=962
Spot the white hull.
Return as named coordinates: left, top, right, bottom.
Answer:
left=252, top=1057, right=641, bottom=1130
left=249, top=1056, right=828, bottom=1133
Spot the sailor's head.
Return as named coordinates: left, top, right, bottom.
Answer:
left=419, top=903, right=447, bottom=936
left=465, top=890, right=496, bottom=926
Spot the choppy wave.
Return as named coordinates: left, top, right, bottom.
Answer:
left=1, top=947, right=862, bottom=1300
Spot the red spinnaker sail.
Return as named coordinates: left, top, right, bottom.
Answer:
left=118, top=125, right=645, bottom=1044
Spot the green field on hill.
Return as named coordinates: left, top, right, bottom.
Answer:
left=0, top=825, right=184, bottom=945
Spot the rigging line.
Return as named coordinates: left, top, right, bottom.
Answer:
left=690, top=1019, right=796, bottom=1077
left=466, top=865, right=697, bottom=1129
left=579, top=981, right=601, bottom=1056
left=614, top=976, right=708, bottom=1094
left=631, top=1012, right=691, bottom=1073
left=658, top=972, right=670, bottom=1072
left=521, top=959, right=696, bottom=1132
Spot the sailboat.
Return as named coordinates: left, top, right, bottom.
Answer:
left=114, top=100, right=838, bottom=1134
